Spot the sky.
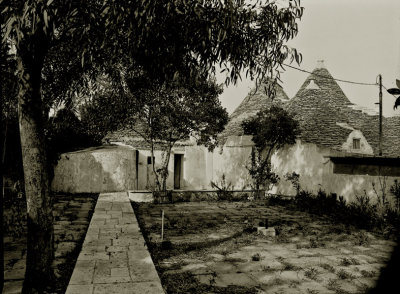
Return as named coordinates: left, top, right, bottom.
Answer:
left=218, top=0, right=400, bottom=117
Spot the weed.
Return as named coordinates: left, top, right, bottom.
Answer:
left=339, top=257, right=352, bottom=266
left=289, top=280, right=300, bottom=288
left=336, top=269, right=355, bottom=280
left=354, top=231, right=370, bottom=246
left=281, top=261, right=301, bottom=271
left=209, top=271, right=217, bottom=286
left=327, top=279, right=340, bottom=291
left=269, top=277, right=285, bottom=286
left=304, top=267, right=319, bottom=280
left=320, top=263, right=335, bottom=273
left=360, top=269, right=376, bottom=278
left=251, top=253, right=261, bottom=261
left=339, top=257, right=360, bottom=266
left=310, top=237, right=324, bottom=248
left=211, top=174, right=234, bottom=201
left=261, top=265, right=276, bottom=273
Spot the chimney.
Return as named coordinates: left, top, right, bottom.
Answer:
left=316, top=60, right=325, bottom=69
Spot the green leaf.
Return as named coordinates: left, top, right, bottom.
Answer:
left=3, top=16, right=16, bottom=42
left=44, top=10, right=48, bottom=28
left=47, top=0, right=54, bottom=7
left=387, top=88, right=400, bottom=95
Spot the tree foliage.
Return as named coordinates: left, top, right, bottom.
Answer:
left=1, top=0, right=303, bottom=291
left=242, top=105, right=300, bottom=191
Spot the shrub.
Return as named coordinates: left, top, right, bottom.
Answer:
left=211, top=174, right=234, bottom=201
left=304, top=267, right=319, bottom=280
left=390, top=179, right=400, bottom=212
left=284, top=172, right=300, bottom=195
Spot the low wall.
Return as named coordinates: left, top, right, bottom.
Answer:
left=51, top=146, right=137, bottom=193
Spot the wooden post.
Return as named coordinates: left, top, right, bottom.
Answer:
left=379, top=74, right=383, bottom=156
left=161, top=210, right=164, bottom=241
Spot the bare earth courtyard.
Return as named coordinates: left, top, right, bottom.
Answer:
left=133, top=201, right=397, bottom=294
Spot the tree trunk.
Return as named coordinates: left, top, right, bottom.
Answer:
left=161, top=146, right=172, bottom=192
left=150, top=143, right=161, bottom=191
left=17, top=57, right=54, bottom=294
left=0, top=65, right=4, bottom=294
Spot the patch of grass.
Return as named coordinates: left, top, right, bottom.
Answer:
left=339, top=257, right=359, bottom=266
left=280, top=260, right=301, bottom=271
left=327, top=279, right=341, bottom=292
left=360, top=269, right=376, bottom=278
left=304, top=267, right=319, bottom=280
left=320, top=263, right=335, bottom=273
left=261, top=265, right=278, bottom=273
left=289, top=280, right=301, bottom=288
left=251, top=253, right=261, bottom=261
left=310, top=237, right=325, bottom=248
left=161, top=272, right=259, bottom=294
left=268, top=277, right=285, bottom=286
left=307, top=289, right=319, bottom=294
left=354, top=231, right=370, bottom=246
left=336, top=269, right=355, bottom=280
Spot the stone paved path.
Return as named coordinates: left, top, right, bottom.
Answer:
left=66, top=192, right=164, bottom=294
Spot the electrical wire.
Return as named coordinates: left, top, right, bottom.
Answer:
left=382, top=84, right=399, bottom=99
left=283, top=63, right=378, bottom=86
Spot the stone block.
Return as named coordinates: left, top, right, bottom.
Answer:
left=111, top=267, right=130, bottom=277
left=66, top=284, right=94, bottom=294
left=69, top=265, right=95, bottom=285
left=257, top=227, right=276, bottom=237
left=93, top=282, right=164, bottom=294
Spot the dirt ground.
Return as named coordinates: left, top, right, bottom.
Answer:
left=134, top=201, right=397, bottom=294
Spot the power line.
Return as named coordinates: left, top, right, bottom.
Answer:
left=382, top=84, right=398, bottom=99
left=283, top=63, right=378, bottom=86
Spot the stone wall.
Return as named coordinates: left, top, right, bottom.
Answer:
left=51, top=146, right=137, bottom=193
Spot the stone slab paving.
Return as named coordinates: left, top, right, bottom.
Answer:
left=3, top=193, right=97, bottom=294
left=66, top=192, right=164, bottom=294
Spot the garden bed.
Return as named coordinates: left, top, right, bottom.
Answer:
left=133, top=200, right=397, bottom=294
left=3, top=192, right=98, bottom=294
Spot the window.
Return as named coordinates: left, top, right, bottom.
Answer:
left=147, top=156, right=155, bottom=164
left=353, top=138, right=360, bottom=149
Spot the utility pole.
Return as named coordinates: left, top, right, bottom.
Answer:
left=379, top=74, right=383, bottom=156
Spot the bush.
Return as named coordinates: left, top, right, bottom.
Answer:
left=294, top=188, right=400, bottom=234
left=211, top=174, right=234, bottom=201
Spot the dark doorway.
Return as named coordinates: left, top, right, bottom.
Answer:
left=174, top=154, right=183, bottom=189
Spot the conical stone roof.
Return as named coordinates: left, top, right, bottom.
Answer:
left=219, top=80, right=289, bottom=143
left=287, top=61, right=400, bottom=156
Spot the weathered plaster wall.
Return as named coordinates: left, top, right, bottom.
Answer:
left=51, top=146, right=136, bottom=193
left=271, top=140, right=399, bottom=203
left=183, top=146, right=209, bottom=189
left=136, top=145, right=210, bottom=190
left=212, top=136, right=254, bottom=190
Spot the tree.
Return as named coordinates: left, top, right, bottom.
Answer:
left=1, top=36, right=20, bottom=294
left=242, top=105, right=300, bottom=192
left=2, top=0, right=303, bottom=292
left=83, top=71, right=228, bottom=192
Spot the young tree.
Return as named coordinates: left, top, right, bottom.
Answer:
left=2, top=0, right=303, bottom=291
left=242, top=105, right=300, bottom=192
left=83, top=72, right=228, bottom=192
